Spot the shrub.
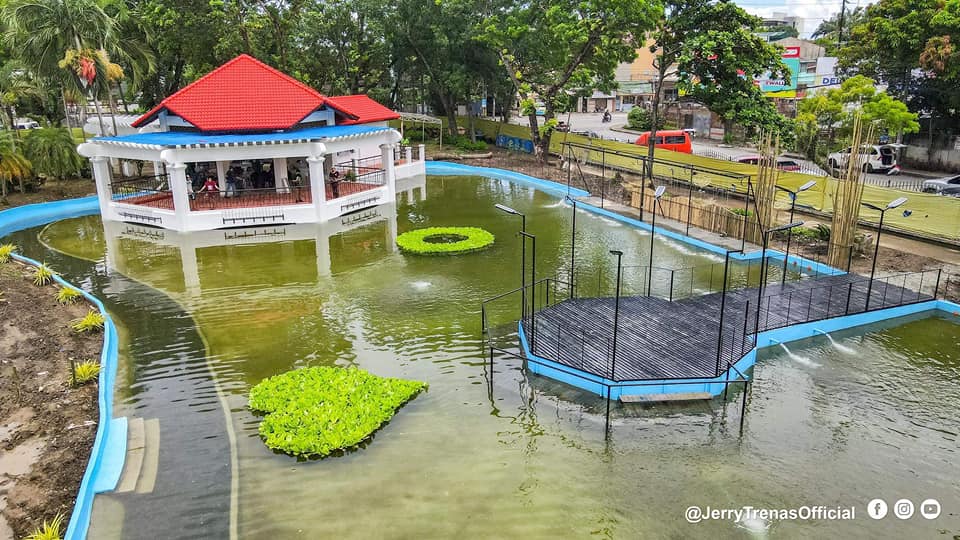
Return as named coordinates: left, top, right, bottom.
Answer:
left=0, top=243, right=16, bottom=263
left=249, top=366, right=427, bottom=458
left=32, top=264, right=55, bottom=286
left=396, top=227, right=495, bottom=255
left=729, top=208, right=753, bottom=217
left=71, top=310, right=105, bottom=333
left=627, top=107, right=664, bottom=131
left=452, top=136, right=488, bottom=152
left=56, top=286, right=82, bottom=305
left=72, top=360, right=101, bottom=385
left=25, top=513, right=64, bottom=540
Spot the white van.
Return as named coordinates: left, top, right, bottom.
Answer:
left=827, top=145, right=897, bottom=173
left=14, top=119, right=40, bottom=130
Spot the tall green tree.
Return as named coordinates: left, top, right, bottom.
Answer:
left=644, top=0, right=786, bottom=188
left=481, top=0, right=659, bottom=160
left=839, top=0, right=959, bottom=135
left=389, top=0, right=490, bottom=137
left=793, top=75, right=919, bottom=159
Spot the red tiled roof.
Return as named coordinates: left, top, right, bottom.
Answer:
left=325, top=95, right=400, bottom=125
left=132, top=54, right=327, bottom=131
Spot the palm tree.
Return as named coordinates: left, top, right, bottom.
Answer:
left=0, top=0, right=153, bottom=135
left=0, top=131, right=32, bottom=201
left=23, top=126, right=83, bottom=191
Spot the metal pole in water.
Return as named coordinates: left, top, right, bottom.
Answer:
left=609, top=250, right=624, bottom=379
left=739, top=379, right=749, bottom=436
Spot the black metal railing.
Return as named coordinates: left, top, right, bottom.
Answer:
left=109, top=175, right=173, bottom=209
left=190, top=185, right=312, bottom=210
left=335, top=155, right=383, bottom=173
left=568, top=255, right=822, bottom=303
left=755, top=268, right=942, bottom=333
left=329, top=167, right=386, bottom=200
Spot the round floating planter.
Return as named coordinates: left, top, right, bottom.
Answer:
left=396, top=227, right=495, bottom=255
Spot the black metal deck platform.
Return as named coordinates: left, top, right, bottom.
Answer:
left=522, top=270, right=939, bottom=382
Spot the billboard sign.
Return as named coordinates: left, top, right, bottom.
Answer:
left=757, top=47, right=801, bottom=98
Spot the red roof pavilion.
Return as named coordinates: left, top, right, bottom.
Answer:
left=132, top=55, right=399, bottom=132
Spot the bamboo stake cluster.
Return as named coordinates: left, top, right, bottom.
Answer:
left=827, top=114, right=875, bottom=269
left=753, top=131, right=780, bottom=232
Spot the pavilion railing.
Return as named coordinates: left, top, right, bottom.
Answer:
left=335, top=155, right=383, bottom=175
left=109, top=175, right=173, bottom=209
left=328, top=168, right=386, bottom=200
left=189, top=185, right=312, bottom=210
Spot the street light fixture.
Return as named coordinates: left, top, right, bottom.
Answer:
left=647, top=186, right=666, bottom=296
left=755, top=221, right=804, bottom=337
left=609, top=249, right=624, bottom=380
left=775, top=180, right=818, bottom=284
left=860, top=197, right=907, bottom=310
left=495, top=203, right=527, bottom=317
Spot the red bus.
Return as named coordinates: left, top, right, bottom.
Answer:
left=634, top=130, right=693, bottom=154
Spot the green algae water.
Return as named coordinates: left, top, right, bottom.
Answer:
left=10, top=174, right=960, bottom=539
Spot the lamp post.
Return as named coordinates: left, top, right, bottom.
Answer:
left=495, top=203, right=526, bottom=317
left=860, top=197, right=907, bottom=310
left=775, top=180, right=817, bottom=285
left=715, top=248, right=743, bottom=376
left=755, top=221, right=805, bottom=337
left=686, top=168, right=697, bottom=236
left=647, top=186, right=666, bottom=296
left=519, top=231, right=537, bottom=343
left=565, top=195, right=577, bottom=296
left=609, top=249, right=624, bottom=380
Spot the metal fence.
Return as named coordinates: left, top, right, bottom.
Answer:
left=109, top=175, right=173, bottom=209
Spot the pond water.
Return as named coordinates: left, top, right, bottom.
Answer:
left=7, top=174, right=959, bottom=538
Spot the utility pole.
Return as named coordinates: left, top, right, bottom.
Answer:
left=837, top=0, right=847, bottom=50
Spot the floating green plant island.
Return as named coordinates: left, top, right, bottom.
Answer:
left=248, top=366, right=427, bottom=458
left=396, top=227, right=494, bottom=255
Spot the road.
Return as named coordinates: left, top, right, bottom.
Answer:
left=509, top=111, right=934, bottom=189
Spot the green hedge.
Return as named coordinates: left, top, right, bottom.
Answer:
left=396, top=227, right=495, bottom=255
left=249, top=366, right=427, bottom=458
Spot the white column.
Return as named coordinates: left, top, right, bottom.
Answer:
left=90, top=156, right=114, bottom=222
left=307, top=156, right=326, bottom=221
left=380, top=143, right=397, bottom=200
left=273, top=158, right=289, bottom=193
left=418, top=144, right=426, bottom=161
left=167, top=162, right=191, bottom=231
left=404, top=146, right=413, bottom=163
left=216, top=161, right=229, bottom=194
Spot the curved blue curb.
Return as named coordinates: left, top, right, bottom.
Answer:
left=1, top=198, right=121, bottom=540
left=427, top=161, right=590, bottom=198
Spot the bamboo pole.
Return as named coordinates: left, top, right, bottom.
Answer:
left=827, top=114, right=874, bottom=269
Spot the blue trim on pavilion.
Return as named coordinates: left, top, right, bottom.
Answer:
left=94, top=124, right=391, bottom=148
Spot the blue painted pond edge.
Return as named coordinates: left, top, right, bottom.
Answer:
left=0, top=198, right=120, bottom=540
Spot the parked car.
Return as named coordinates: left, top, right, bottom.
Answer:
left=555, top=121, right=570, bottom=132
left=735, top=156, right=802, bottom=172
left=827, top=145, right=897, bottom=173
left=921, top=174, right=960, bottom=196
left=633, top=130, right=692, bottom=154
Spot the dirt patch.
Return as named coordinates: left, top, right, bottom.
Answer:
left=0, top=261, right=101, bottom=538
left=1, top=178, right=96, bottom=210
